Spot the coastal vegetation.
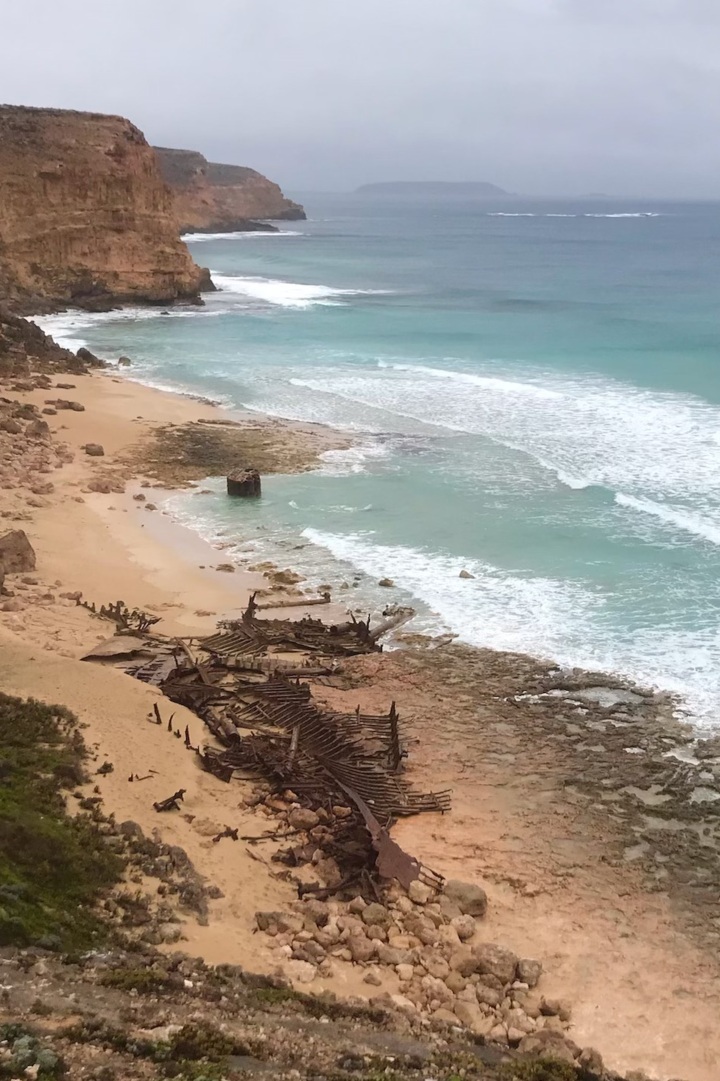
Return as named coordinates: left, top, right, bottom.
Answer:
left=0, top=693, right=122, bottom=950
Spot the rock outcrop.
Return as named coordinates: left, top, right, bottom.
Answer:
left=154, top=146, right=305, bottom=233
left=0, top=105, right=208, bottom=311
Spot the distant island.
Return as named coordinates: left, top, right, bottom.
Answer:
left=356, top=181, right=511, bottom=197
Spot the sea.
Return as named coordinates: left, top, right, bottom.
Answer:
left=38, top=195, right=720, bottom=727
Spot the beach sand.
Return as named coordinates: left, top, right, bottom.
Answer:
left=2, top=365, right=720, bottom=1080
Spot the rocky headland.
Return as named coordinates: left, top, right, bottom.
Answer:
left=0, top=105, right=209, bottom=313
left=154, top=146, right=305, bottom=233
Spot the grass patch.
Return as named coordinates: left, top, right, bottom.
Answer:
left=499, top=1060, right=578, bottom=1081
left=0, top=693, right=123, bottom=950
left=100, top=967, right=179, bottom=994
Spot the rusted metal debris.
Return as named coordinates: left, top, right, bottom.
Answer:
left=77, top=597, right=161, bottom=634
left=80, top=593, right=449, bottom=892
left=153, top=788, right=186, bottom=812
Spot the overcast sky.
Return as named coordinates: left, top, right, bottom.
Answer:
left=4, top=0, right=720, bottom=196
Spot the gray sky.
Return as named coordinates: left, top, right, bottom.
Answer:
left=4, top=0, right=720, bottom=196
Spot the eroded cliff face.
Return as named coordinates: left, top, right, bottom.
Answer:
left=0, top=106, right=207, bottom=311
left=154, top=146, right=305, bottom=232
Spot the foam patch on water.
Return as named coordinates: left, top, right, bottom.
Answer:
left=300, top=528, right=720, bottom=724
left=318, top=441, right=393, bottom=475
left=182, top=230, right=304, bottom=242
left=615, top=493, right=720, bottom=546
left=290, top=362, right=720, bottom=527
left=211, top=274, right=390, bottom=309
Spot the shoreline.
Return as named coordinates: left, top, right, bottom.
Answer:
left=1, top=345, right=720, bottom=1079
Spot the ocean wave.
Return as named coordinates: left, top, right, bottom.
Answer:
left=487, top=211, right=662, bottom=220
left=614, top=493, right=720, bottom=546
left=584, top=212, right=661, bottom=218
left=299, top=528, right=720, bottom=723
left=291, top=362, right=720, bottom=510
left=302, top=527, right=600, bottom=658
left=375, top=360, right=561, bottom=399
left=33, top=306, right=224, bottom=352
left=211, top=273, right=389, bottom=309
left=182, top=230, right=304, bottom=242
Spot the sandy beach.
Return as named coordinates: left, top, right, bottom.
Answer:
left=2, top=359, right=720, bottom=1080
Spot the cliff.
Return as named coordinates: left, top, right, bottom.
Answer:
left=154, top=146, right=305, bottom=232
left=0, top=105, right=208, bottom=312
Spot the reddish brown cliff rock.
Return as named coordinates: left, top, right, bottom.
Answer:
left=0, top=106, right=208, bottom=311
left=154, top=146, right=305, bottom=233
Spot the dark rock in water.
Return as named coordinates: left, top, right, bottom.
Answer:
left=0, top=529, right=36, bottom=575
left=118, top=355, right=132, bottom=367
left=76, top=346, right=104, bottom=368
left=227, top=468, right=261, bottom=498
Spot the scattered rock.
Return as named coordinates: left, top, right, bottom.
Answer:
left=378, top=577, right=394, bottom=587
left=83, top=443, right=105, bottom=456
left=215, top=563, right=235, bottom=573
left=288, top=807, right=320, bottom=831
left=407, top=880, right=433, bottom=905
left=473, top=943, right=519, bottom=985
left=0, top=529, right=36, bottom=574
left=443, top=879, right=488, bottom=917
left=517, top=958, right=543, bottom=988
left=361, top=902, right=391, bottom=928
left=450, top=914, right=476, bottom=941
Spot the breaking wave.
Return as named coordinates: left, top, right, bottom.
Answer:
left=211, top=274, right=390, bottom=309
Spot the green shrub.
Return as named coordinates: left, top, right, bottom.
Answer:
left=0, top=694, right=123, bottom=950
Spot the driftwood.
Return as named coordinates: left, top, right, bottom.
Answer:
left=256, top=592, right=331, bottom=611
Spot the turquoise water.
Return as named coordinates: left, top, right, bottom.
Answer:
left=41, top=196, right=720, bottom=723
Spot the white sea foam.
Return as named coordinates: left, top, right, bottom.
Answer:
left=302, top=528, right=599, bottom=659
left=300, top=528, right=720, bottom=724
left=182, top=230, right=304, bottom=242
left=317, top=441, right=393, bottom=475
left=375, top=361, right=561, bottom=399
left=291, top=362, right=720, bottom=515
left=211, top=274, right=389, bottom=309
left=614, top=493, right=720, bottom=546
left=584, top=212, right=661, bottom=218
left=487, top=211, right=662, bottom=220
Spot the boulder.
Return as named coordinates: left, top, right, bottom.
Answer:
left=517, top=958, right=543, bottom=988
left=473, top=943, right=518, bottom=986
left=118, top=356, right=132, bottom=366
left=227, top=468, right=261, bottom=497
left=0, top=418, right=22, bottom=434
left=76, top=347, right=103, bottom=367
left=0, top=529, right=36, bottom=575
left=84, top=443, right=105, bottom=456
left=361, top=902, right=391, bottom=928
left=347, top=935, right=376, bottom=963
left=26, top=419, right=50, bottom=439
left=378, top=577, right=394, bottom=587
left=288, top=807, right=320, bottom=831
left=451, top=914, right=476, bottom=941
left=443, top=879, right=488, bottom=917
left=285, top=959, right=316, bottom=984
left=454, top=999, right=493, bottom=1037
left=459, top=569, right=475, bottom=579
left=407, top=880, right=432, bottom=905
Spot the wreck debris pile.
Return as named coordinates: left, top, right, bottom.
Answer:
left=81, top=594, right=448, bottom=895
